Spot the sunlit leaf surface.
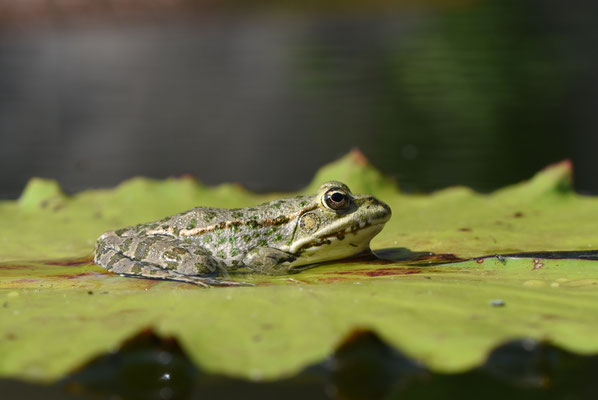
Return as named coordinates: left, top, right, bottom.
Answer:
left=1, top=151, right=598, bottom=383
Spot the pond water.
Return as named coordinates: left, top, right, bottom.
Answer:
left=0, top=1, right=597, bottom=198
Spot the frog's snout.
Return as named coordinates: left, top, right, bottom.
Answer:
left=362, top=196, right=392, bottom=224
left=380, top=200, right=392, bottom=219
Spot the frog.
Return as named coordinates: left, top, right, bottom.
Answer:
left=94, top=181, right=391, bottom=287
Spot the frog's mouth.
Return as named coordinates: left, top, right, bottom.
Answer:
left=287, top=219, right=388, bottom=268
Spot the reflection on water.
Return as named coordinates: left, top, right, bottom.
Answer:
left=0, top=1, right=596, bottom=198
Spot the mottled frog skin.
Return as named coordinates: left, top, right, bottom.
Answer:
left=94, top=181, right=391, bottom=287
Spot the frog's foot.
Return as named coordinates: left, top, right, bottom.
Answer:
left=243, top=247, right=297, bottom=274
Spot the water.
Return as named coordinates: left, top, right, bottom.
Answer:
left=0, top=1, right=597, bottom=198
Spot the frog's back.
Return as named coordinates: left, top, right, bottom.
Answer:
left=168, top=198, right=310, bottom=232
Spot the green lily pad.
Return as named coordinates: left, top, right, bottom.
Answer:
left=1, top=150, right=598, bottom=383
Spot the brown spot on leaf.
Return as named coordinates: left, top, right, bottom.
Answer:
left=50, top=271, right=100, bottom=280
left=317, top=276, right=351, bottom=283
left=458, top=227, right=472, bottom=232
left=0, top=264, right=32, bottom=270
left=349, top=148, right=370, bottom=166
left=333, top=267, right=423, bottom=277
left=174, top=172, right=198, bottom=181
left=532, top=259, right=544, bottom=270
left=513, top=212, right=524, bottom=218
left=140, top=279, right=162, bottom=290
left=365, top=268, right=423, bottom=277
left=44, top=256, right=93, bottom=266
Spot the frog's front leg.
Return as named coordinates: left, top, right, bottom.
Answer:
left=242, top=247, right=297, bottom=274
left=94, top=232, right=250, bottom=287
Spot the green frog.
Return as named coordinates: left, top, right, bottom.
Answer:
left=94, top=181, right=391, bottom=287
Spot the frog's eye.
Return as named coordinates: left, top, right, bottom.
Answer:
left=323, top=189, right=350, bottom=211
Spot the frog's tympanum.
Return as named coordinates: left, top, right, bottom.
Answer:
left=94, top=181, right=391, bottom=286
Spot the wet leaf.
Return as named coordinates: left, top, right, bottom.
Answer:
left=1, top=150, right=598, bottom=384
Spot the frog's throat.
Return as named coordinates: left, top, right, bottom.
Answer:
left=287, top=216, right=387, bottom=255
left=287, top=224, right=385, bottom=268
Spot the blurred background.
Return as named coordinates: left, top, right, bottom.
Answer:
left=0, top=0, right=597, bottom=198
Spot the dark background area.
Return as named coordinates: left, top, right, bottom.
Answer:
left=1, top=0, right=597, bottom=198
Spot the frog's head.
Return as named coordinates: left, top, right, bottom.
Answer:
left=287, top=181, right=391, bottom=267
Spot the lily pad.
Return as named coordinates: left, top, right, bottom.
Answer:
left=1, top=150, right=598, bottom=384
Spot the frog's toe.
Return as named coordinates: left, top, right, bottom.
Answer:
left=165, top=274, right=252, bottom=287
left=179, top=276, right=212, bottom=288
left=218, top=280, right=254, bottom=287
left=193, top=277, right=254, bottom=287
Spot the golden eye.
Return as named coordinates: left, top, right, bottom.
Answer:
left=323, top=189, right=350, bottom=210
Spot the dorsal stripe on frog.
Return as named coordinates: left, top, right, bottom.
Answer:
left=146, top=204, right=318, bottom=237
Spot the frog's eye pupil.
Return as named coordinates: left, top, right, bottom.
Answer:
left=331, top=192, right=344, bottom=203
left=324, top=189, right=350, bottom=210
